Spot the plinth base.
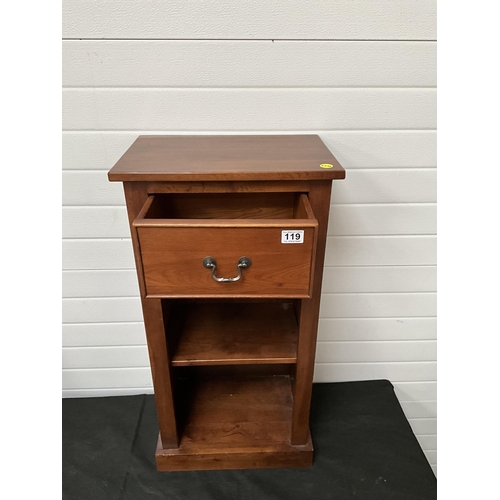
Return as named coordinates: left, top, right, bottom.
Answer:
left=155, top=432, right=313, bottom=471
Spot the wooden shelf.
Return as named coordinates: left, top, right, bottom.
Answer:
left=168, top=301, right=298, bottom=366
left=156, top=373, right=312, bottom=471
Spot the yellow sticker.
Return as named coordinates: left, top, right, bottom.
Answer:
left=320, top=163, right=333, bottom=169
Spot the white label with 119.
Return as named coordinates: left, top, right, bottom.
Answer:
left=281, top=230, right=304, bottom=244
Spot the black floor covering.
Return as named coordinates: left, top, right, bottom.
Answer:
left=62, top=379, right=436, bottom=500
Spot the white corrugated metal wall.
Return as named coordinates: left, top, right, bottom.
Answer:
left=62, top=0, right=437, bottom=474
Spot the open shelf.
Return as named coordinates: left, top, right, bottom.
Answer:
left=167, top=301, right=298, bottom=366
left=176, top=372, right=293, bottom=449
left=156, top=370, right=312, bottom=471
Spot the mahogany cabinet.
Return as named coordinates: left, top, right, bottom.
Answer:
left=108, top=135, right=345, bottom=471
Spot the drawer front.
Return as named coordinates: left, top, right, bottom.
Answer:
left=136, top=225, right=316, bottom=297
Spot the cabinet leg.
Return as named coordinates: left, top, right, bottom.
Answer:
left=291, top=181, right=332, bottom=445
left=291, top=298, right=319, bottom=445
left=142, top=298, right=179, bottom=449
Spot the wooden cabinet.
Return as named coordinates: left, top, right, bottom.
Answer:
left=108, top=135, right=345, bottom=471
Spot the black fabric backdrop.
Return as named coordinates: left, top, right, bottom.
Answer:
left=62, top=379, right=436, bottom=500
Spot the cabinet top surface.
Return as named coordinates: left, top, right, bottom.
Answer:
left=108, top=135, right=345, bottom=182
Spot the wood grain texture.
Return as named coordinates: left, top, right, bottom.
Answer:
left=173, top=374, right=294, bottom=449
left=155, top=373, right=312, bottom=470
left=123, top=182, right=179, bottom=448
left=291, top=181, right=332, bottom=444
left=133, top=193, right=318, bottom=283
left=62, top=0, right=436, bottom=40
left=108, top=135, right=345, bottom=182
left=107, top=139, right=340, bottom=466
left=145, top=180, right=311, bottom=195
left=137, top=226, right=316, bottom=297
left=168, top=302, right=298, bottom=366
left=148, top=301, right=179, bottom=448
left=138, top=192, right=317, bottom=220
left=134, top=192, right=318, bottom=298
left=156, top=442, right=312, bottom=471
left=110, top=139, right=345, bottom=466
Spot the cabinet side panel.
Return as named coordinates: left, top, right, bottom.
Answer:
left=123, top=182, right=179, bottom=448
left=292, top=181, right=333, bottom=444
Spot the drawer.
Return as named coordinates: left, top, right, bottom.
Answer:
left=133, top=192, right=318, bottom=298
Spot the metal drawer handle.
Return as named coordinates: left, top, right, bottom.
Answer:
left=202, top=256, right=252, bottom=283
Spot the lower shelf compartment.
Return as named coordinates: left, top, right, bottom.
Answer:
left=157, top=372, right=313, bottom=471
